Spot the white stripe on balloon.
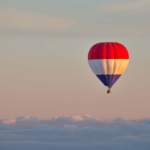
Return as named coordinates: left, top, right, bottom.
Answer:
left=88, top=59, right=129, bottom=75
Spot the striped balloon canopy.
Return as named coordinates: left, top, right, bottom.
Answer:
left=88, top=42, right=129, bottom=94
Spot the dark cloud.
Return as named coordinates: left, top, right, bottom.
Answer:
left=0, top=115, right=150, bottom=150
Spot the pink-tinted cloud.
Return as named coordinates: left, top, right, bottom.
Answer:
left=0, top=119, right=16, bottom=125
left=0, top=114, right=150, bottom=128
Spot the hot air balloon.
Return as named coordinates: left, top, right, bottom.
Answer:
left=88, top=42, right=129, bottom=94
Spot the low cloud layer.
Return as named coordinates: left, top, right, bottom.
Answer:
left=0, top=114, right=150, bottom=150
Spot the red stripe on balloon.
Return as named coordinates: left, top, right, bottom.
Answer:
left=88, top=42, right=129, bottom=59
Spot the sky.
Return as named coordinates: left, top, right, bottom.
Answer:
left=0, top=0, right=150, bottom=149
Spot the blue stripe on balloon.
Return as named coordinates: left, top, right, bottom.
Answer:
left=96, top=74, right=121, bottom=88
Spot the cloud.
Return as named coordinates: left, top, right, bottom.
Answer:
left=0, top=7, right=76, bottom=32
left=89, top=0, right=150, bottom=36
left=0, top=1, right=150, bottom=37
left=0, top=115, right=150, bottom=149
left=95, top=0, right=150, bottom=13
left=0, top=119, right=16, bottom=125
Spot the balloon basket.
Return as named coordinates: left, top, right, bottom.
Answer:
left=107, top=89, right=111, bottom=94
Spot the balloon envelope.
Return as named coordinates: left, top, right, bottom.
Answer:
left=88, top=42, right=129, bottom=89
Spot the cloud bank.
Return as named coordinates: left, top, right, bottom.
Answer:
left=0, top=114, right=150, bottom=150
